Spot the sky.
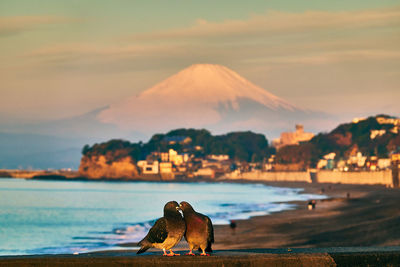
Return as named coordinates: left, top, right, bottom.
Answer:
left=0, top=0, right=399, bottom=124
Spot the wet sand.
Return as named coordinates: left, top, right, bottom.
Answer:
left=117, top=181, right=400, bottom=252
left=213, top=181, right=400, bottom=249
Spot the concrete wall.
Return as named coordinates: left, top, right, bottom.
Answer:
left=225, top=170, right=312, bottom=183
left=3, top=248, right=400, bottom=267
left=316, top=170, right=393, bottom=186
left=225, top=169, right=394, bottom=187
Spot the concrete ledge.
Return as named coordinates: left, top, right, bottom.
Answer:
left=2, top=247, right=400, bottom=267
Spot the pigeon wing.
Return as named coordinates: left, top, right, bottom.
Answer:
left=204, top=215, right=214, bottom=253
left=146, top=218, right=168, bottom=244
left=206, top=216, right=214, bottom=243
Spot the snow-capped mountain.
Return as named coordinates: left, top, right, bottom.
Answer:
left=1, top=64, right=334, bottom=169
left=99, top=64, right=323, bottom=137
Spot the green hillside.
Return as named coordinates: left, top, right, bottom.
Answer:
left=82, top=115, right=400, bottom=168
left=276, top=115, right=400, bottom=168
left=82, top=129, right=273, bottom=163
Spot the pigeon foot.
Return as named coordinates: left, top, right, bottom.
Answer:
left=200, top=250, right=210, bottom=256
left=167, top=249, right=180, bottom=256
left=185, top=249, right=195, bottom=256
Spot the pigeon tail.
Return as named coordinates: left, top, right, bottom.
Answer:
left=137, top=240, right=152, bottom=254
left=205, top=242, right=212, bottom=253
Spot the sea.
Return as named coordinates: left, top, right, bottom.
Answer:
left=0, top=178, right=325, bottom=256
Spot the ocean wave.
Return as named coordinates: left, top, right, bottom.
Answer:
left=90, top=201, right=299, bottom=249
left=0, top=180, right=327, bottom=256
left=68, top=191, right=326, bottom=253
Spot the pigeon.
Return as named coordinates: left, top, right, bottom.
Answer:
left=179, top=201, right=214, bottom=256
left=137, top=201, right=186, bottom=256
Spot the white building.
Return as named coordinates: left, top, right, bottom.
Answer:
left=194, top=168, right=215, bottom=178
left=207, top=154, right=229, bottom=161
left=159, top=149, right=189, bottom=166
left=370, top=129, right=386, bottom=139
left=273, top=124, right=314, bottom=150
left=137, top=160, right=159, bottom=174
left=160, top=162, right=173, bottom=174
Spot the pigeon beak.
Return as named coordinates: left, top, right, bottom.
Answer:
left=176, top=206, right=183, bottom=216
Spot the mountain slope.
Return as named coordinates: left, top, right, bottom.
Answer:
left=99, top=64, right=321, bottom=136
left=139, top=64, right=296, bottom=110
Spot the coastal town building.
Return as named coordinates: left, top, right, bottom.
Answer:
left=157, top=149, right=189, bottom=165
left=315, top=150, right=393, bottom=172
left=348, top=152, right=366, bottom=169
left=264, top=155, right=276, bottom=171
left=193, top=167, right=215, bottom=178
left=207, top=154, right=229, bottom=161
left=352, top=116, right=400, bottom=138
left=370, top=129, right=386, bottom=139
left=169, top=149, right=190, bottom=166
left=201, top=156, right=232, bottom=174
left=377, top=158, right=391, bottom=170
left=162, top=135, right=192, bottom=145
left=272, top=124, right=314, bottom=150
left=352, top=117, right=366, bottom=123
left=159, top=152, right=169, bottom=162
left=368, top=116, right=400, bottom=138
left=377, top=116, right=400, bottom=126
left=137, top=160, right=159, bottom=174
left=317, top=153, right=336, bottom=170
left=159, top=162, right=173, bottom=174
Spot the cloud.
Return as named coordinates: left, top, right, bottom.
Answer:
left=24, top=42, right=192, bottom=74
left=16, top=5, right=400, bottom=87
left=0, top=16, right=79, bottom=37
left=28, top=43, right=175, bottom=58
left=130, top=6, right=400, bottom=41
left=244, top=49, right=400, bottom=65
left=1, top=5, right=399, bottom=125
left=24, top=5, right=398, bottom=72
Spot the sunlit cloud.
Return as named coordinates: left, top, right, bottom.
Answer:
left=1, top=5, right=399, bottom=120
left=28, top=43, right=179, bottom=58
left=23, top=5, right=400, bottom=71
left=245, top=49, right=400, bottom=65
left=0, top=16, right=80, bottom=37
left=130, top=7, right=400, bottom=41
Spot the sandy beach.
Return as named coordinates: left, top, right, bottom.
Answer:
left=212, top=181, right=400, bottom=250
left=3, top=181, right=400, bottom=266
left=118, top=181, right=400, bottom=252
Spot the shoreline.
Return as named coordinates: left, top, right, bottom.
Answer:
left=212, top=181, right=400, bottom=249
left=3, top=183, right=400, bottom=266
left=1, top=178, right=399, bottom=257
left=115, top=181, right=388, bottom=252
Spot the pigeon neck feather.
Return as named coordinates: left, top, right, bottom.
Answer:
left=164, top=209, right=182, bottom=219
